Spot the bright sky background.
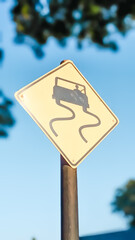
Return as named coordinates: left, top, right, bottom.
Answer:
left=0, top=1, right=135, bottom=240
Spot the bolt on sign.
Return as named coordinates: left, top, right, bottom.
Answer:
left=15, top=60, right=119, bottom=168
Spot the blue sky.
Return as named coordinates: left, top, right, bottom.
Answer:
left=0, top=1, right=135, bottom=240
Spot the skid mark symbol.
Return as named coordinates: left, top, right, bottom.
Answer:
left=49, top=77, right=101, bottom=142
left=49, top=102, right=75, bottom=137
left=79, top=109, right=101, bottom=143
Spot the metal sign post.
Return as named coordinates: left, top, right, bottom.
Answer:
left=60, top=60, right=79, bottom=240
left=61, top=154, right=79, bottom=240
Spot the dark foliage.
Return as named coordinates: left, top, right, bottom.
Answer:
left=112, top=180, right=135, bottom=227
left=0, top=90, right=15, bottom=137
left=0, top=48, right=4, bottom=63
left=11, top=0, right=135, bottom=57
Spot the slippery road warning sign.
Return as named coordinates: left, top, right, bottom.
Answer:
left=15, top=60, right=119, bottom=168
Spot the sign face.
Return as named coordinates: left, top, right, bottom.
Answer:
left=15, top=60, right=119, bottom=168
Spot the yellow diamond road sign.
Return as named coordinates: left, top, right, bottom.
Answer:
left=15, top=60, right=119, bottom=168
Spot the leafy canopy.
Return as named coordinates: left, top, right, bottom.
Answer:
left=0, top=91, right=15, bottom=137
left=112, top=180, right=135, bottom=227
left=12, top=0, right=135, bottom=57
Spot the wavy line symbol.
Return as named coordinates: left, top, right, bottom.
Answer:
left=49, top=102, right=75, bottom=137
left=49, top=77, right=101, bottom=143
left=79, top=109, right=101, bottom=143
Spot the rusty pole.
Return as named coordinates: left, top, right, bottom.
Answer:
left=60, top=155, right=79, bottom=240
left=60, top=60, right=79, bottom=240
